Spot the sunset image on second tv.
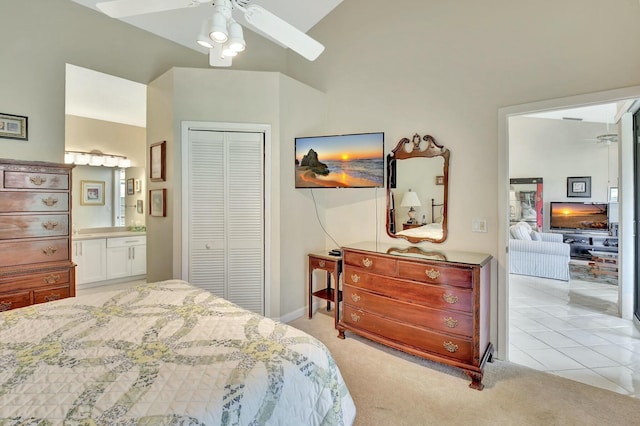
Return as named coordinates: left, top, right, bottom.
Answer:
left=295, top=132, right=384, bottom=188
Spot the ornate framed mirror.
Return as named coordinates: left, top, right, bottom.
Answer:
left=386, top=133, right=450, bottom=243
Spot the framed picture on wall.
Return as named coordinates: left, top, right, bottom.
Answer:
left=80, top=180, right=105, bottom=206
left=150, top=141, right=166, bottom=182
left=149, top=188, right=166, bottom=217
left=126, top=178, right=134, bottom=195
left=136, top=199, right=144, bottom=214
left=135, top=179, right=141, bottom=192
left=567, top=176, right=591, bottom=198
left=0, top=113, right=28, bottom=140
left=608, top=186, right=619, bottom=203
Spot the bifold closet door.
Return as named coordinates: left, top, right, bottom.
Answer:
left=186, top=129, right=264, bottom=314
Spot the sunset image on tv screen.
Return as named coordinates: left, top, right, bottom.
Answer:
left=295, top=132, right=384, bottom=188
left=551, top=203, right=608, bottom=230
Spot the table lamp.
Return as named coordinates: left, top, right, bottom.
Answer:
left=400, top=189, right=421, bottom=224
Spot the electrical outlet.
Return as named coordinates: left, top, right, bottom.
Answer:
left=472, top=218, right=487, bottom=233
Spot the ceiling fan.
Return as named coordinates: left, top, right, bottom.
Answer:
left=95, top=0, right=325, bottom=67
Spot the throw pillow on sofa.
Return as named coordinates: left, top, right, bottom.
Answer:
left=510, top=224, right=532, bottom=240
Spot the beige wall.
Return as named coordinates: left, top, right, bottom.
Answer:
left=147, top=68, right=328, bottom=317
left=286, top=0, right=640, bottom=255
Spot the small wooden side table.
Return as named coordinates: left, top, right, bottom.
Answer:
left=308, top=252, right=342, bottom=328
left=402, top=222, right=423, bottom=230
left=589, top=251, right=618, bottom=278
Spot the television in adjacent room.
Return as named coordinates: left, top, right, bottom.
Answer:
left=549, top=202, right=609, bottom=231
left=295, top=132, right=385, bottom=188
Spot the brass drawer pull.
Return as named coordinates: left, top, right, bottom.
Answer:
left=0, top=301, right=12, bottom=311
left=319, top=260, right=326, bottom=268
left=443, top=341, right=458, bottom=353
left=30, top=176, right=47, bottom=185
left=43, top=274, right=61, bottom=284
left=42, top=247, right=58, bottom=256
left=44, top=293, right=61, bottom=302
left=41, top=197, right=59, bottom=207
left=443, top=293, right=458, bottom=304
left=350, top=274, right=360, bottom=283
left=444, top=317, right=459, bottom=328
left=362, top=258, right=373, bottom=268
left=425, top=268, right=441, bottom=280
left=350, top=312, right=361, bottom=323
left=351, top=293, right=361, bottom=302
left=42, top=220, right=59, bottom=230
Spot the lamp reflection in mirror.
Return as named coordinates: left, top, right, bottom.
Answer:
left=400, top=189, right=421, bottom=224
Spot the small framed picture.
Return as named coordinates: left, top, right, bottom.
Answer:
left=136, top=199, right=144, bottom=214
left=135, top=179, right=141, bottom=193
left=149, top=188, right=166, bottom=217
left=150, top=141, right=166, bottom=182
left=567, top=176, right=591, bottom=198
left=126, top=178, right=134, bottom=195
left=0, top=113, right=28, bottom=140
left=608, top=186, right=618, bottom=203
left=435, top=176, right=444, bottom=185
left=80, top=180, right=105, bottom=205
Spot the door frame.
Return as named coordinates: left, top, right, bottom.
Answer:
left=497, top=85, right=640, bottom=361
left=180, top=121, right=272, bottom=317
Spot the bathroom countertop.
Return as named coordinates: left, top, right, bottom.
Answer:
left=72, top=231, right=146, bottom=241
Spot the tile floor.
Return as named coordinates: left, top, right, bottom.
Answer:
left=509, top=267, right=640, bottom=398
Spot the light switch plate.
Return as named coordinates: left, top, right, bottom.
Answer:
left=472, top=218, right=487, bottom=233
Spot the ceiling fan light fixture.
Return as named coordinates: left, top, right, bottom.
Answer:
left=209, top=12, right=228, bottom=43
left=222, top=43, right=238, bottom=57
left=196, top=18, right=215, bottom=48
left=228, top=21, right=246, bottom=52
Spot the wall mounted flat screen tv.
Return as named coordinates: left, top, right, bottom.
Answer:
left=549, top=202, right=608, bottom=231
left=295, top=132, right=385, bottom=188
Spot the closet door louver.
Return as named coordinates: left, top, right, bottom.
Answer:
left=187, top=130, right=264, bottom=314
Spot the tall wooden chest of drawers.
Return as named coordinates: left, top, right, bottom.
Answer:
left=0, top=159, right=76, bottom=311
left=338, top=242, right=493, bottom=390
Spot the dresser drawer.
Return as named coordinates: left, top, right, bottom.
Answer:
left=0, top=238, right=69, bottom=267
left=0, top=268, right=70, bottom=291
left=344, top=251, right=396, bottom=275
left=398, top=260, right=473, bottom=289
left=344, top=267, right=473, bottom=312
left=0, top=192, right=69, bottom=212
left=0, top=290, right=31, bottom=311
left=3, top=171, right=69, bottom=190
left=309, top=256, right=339, bottom=272
left=0, top=214, right=69, bottom=239
left=342, top=305, right=474, bottom=362
left=33, top=285, right=71, bottom=304
left=343, top=285, right=473, bottom=337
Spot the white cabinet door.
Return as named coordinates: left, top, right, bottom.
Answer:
left=74, top=239, right=107, bottom=285
left=130, top=244, right=146, bottom=276
left=106, top=246, right=131, bottom=280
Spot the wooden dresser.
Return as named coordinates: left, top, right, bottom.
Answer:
left=338, top=242, right=493, bottom=390
left=0, top=159, right=76, bottom=311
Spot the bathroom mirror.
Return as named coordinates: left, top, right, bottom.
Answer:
left=386, top=133, right=450, bottom=243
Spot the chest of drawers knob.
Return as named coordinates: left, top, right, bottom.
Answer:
left=443, top=341, right=459, bottom=353
left=350, top=273, right=360, bottom=283
left=443, top=293, right=458, bottom=304
left=425, top=268, right=441, bottom=280
left=29, top=176, right=47, bottom=186
left=350, top=312, right=361, bottom=323
left=42, top=220, right=59, bottom=231
left=318, top=260, right=326, bottom=268
left=362, top=258, right=373, bottom=268
left=350, top=293, right=361, bottom=303
left=43, top=274, right=60, bottom=284
left=44, top=293, right=61, bottom=302
left=42, top=246, right=58, bottom=256
left=41, top=197, right=59, bottom=207
left=444, top=317, right=459, bottom=328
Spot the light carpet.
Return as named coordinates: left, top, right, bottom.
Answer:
left=289, top=311, right=639, bottom=426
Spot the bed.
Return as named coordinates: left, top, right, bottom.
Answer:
left=395, top=222, right=443, bottom=240
left=0, top=280, right=356, bottom=425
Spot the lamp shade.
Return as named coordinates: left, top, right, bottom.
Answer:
left=400, top=190, right=421, bottom=207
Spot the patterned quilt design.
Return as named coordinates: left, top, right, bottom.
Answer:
left=0, top=280, right=356, bottom=425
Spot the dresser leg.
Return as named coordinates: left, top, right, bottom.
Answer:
left=337, top=326, right=346, bottom=339
left=465, top=371, right=484, bottom=391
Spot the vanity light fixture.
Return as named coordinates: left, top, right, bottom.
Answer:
left=400, top=189, right=421, bottom=224
left=64, top=150, right=131, bottom=168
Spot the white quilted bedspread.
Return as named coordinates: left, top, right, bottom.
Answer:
left=0, top=280, right=356, bottom=425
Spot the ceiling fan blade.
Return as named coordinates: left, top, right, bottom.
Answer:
left=242, top=5, right=325, bottom=61
left=96, top=0, right=195, bottom=18
left=209, top=44, right=233, bottom=67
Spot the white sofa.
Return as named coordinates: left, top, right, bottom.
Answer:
left=509, top=222, right=570, bottom=281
